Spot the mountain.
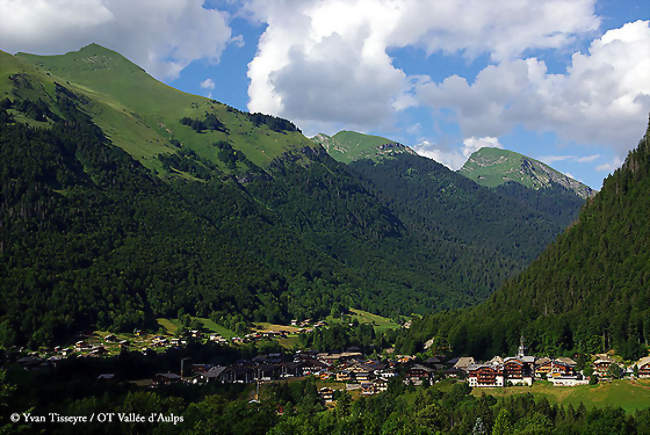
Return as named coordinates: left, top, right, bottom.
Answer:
left=0, top=45, right=582, bottom=347
left=11, top=44, right=311, bottom=173
left=311, top=130, right=415, bottom=164
left=459, top=147, right=595, bottom=199
left=403, top=119, right=650, bottom=359
left=317, top=130, right=588, bottom=262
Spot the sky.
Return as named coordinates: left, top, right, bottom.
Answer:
left=1, top=0, right=649, bottom=189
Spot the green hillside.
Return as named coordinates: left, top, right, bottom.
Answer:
left=14, top=44, right=312, bottom=173
left=403, top=119, right=650, bottom=360
left=459, top=147, right=595, bottom=199
left=312, top=130, right=415, bottom=164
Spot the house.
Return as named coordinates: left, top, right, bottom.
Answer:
left=153, top=372, right=181, bottom=385
left=593, top=356, right=615, bottom=377
left=196, top=366, right=229, bottom=384
left=408, top=364, right=434, bottom=379
left=503, top=357, right=533, bottom=386
left=548, top=360, right=575, bottom=377
left=336, top=370, right=352, bottom=382
left=361, top=382, right=376, bottom=395
left=453, top=357, right=475, bottom=373
left=319, top=387, right=334, bottom=403
left=467, top=363, right=505, bottom=387
left=373, top=377, right=389, bottom=393
left=534, top=357, right=552, bottom=377
left=635, top=356, right=650, bottom=378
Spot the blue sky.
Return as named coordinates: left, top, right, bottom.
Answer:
left=1, top=0, right=648, bottom=189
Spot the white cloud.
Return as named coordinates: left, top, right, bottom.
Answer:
left=416, top=20, right=650, bottom=159
left=539, top=155, right=575, bottom=163
left=413, top=140, right=468, bottom=170
left=244, top=0, right=598, bottom=131
left=230, top=34, right=245, bottom=48
left=413, top=136, right=502, bottom=170
left=200, top=78, right=215, bottom=90
left=576, top=154, right=600, bottom=163
left=0, top=0, right=232, bottom=79
left=596, top=157, right=624, bottom=172
left=461, top=136, right=503, bottom=158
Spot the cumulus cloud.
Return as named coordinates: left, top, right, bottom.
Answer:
left=200, top=78, right=216, bottom=90
left=0, top=0, right=232, bottom=79
left=416, top=20, right=650, bottom=158
left=244, top=0, right=598, bottom=131
left=414, top=136, right=503, bottom=170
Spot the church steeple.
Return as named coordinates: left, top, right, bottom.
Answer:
left=518, top=335, right=526, bottom=357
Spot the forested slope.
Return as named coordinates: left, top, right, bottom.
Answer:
left=402, top=119, right=650, bottom=359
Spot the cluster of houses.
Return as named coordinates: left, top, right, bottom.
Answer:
left=150, top=349, right=449, bottom=400
left=454, top=337, right=650, bottom=387
left=459, top=338, right=585, bottom=387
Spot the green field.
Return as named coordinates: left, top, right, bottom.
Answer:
left=471, top=379, right=650, bottom=414
left=156, top=317, right=236, bottom=339
left=325, top=308, right=401, bottom=334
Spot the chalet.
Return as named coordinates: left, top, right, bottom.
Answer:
left=467, top=363, right=505, bottom=387
left=453, top=357, right=475, bottom=373
left=593, top=357, right=615, bottom=377
left=153, top=372, right=181, bottom=385
left=548, top=360, right=575, bottom=377
left=353, top=370, right=371, bottom=382
left=373, top=377, right=389, bottom=393
left=635, top=356, right=650, bottom=378
left=319, top=387, right=334, bottom=403
left=488, top=356, right=504, bottom=365
left=361, top=382, right=376, bottom=395
left=104, top=334, right=117, bottom=342
left=336, top=370, right=352, bottom=382
left=406, top=364, right=434, bottom=385
left=503, top=357, right=533, bottom=386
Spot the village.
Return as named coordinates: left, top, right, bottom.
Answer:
left=10, top=317, right=650, bottom=407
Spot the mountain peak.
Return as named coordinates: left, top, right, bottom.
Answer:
left=459, top=147, right=595, bottom=199
left=312, top=130, right=415, bottom=164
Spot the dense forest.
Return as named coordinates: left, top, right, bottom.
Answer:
left=399, top=119, right=650, bottom=360
left=349, top=154, right=581, bottom=266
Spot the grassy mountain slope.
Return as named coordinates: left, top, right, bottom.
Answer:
left=403, top=120, right=650, bottom=359
left=459, top=147, right=595, bottom=199
left=14, top=44, right=312, bottom=173
left=312, top=130, right=415, bottom=164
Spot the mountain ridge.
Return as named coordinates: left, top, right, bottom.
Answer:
left=459, top=146, right=595, bottom=199
left=311, top=130, right=416, bottom=164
